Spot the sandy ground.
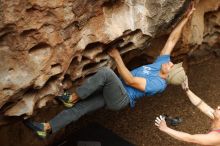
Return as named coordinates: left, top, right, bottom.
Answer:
left=63, top=56, right=220, bottom=146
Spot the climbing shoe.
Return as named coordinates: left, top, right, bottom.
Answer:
left=57, top=91, right=74, bottom=108
left=24, top=119, right=48, bottom=139
left=164, top=115, right=183, bottom=126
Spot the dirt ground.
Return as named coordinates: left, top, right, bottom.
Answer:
left=0, top=57, right=219, bottom=146
left=62, top=56, right=220, bottom=146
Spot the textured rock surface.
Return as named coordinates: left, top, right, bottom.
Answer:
left=182, top=0, right=220, bottom=64
left=0, top=0, right=219, bottom=119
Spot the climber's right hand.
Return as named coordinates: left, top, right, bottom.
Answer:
left=107, top=48, right=121, bottom=59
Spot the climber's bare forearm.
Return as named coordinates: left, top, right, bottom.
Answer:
left=113, top=56, right=146, bottom=91
left=160, top=15, right=190, bottom=56
left=114, top=56, right=134, bottom=85
left=108, top=48, right=146, bottom=91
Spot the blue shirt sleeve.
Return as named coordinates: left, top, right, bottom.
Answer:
left=154, top=55, right=171, bottom=64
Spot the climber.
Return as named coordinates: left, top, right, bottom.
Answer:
left=24, top=4, right=195, bottom=138
left=155, top=76, right=220, bottom=146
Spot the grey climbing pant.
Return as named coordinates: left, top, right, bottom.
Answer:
left=49, top=67, right=130, bottom=133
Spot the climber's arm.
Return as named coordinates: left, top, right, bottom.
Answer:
left=160, top=5, right=195, bottom=56
left=108, top=48, right=146, bottom=91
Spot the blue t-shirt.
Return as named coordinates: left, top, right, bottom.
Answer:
left=122, top=55, right=170, bottom=108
